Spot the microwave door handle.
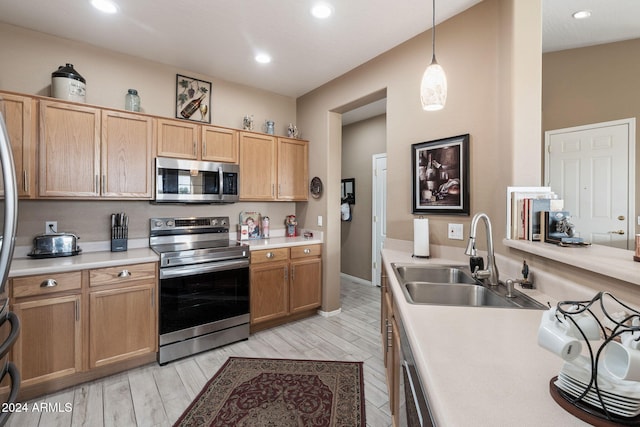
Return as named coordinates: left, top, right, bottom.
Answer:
left=218, top=166, right=224, bottom=200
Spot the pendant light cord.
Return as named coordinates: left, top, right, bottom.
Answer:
left=431, top=0, right=437, bottom=64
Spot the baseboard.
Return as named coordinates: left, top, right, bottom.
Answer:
left=340, top=273, right=374, bottom=287
left=317, top=307, right=341, bottom=317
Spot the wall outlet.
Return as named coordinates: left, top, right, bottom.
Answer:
left=317, top=215, right=323, bottom=227
left=45, top=221, right=58, bottom=234
left=448, top=223, right=464, bottom=240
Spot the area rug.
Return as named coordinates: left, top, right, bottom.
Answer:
left=173, top=357, right=366, bottom=427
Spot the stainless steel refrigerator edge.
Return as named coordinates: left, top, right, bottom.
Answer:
left=0, top=111, right=21, bottom=426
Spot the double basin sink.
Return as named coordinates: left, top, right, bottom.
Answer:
left=392, top=263, right=546, bottom=310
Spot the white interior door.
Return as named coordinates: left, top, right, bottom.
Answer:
left=372, top=154, right=387, bottom=286
left=545, top=119, right=635, bottom=249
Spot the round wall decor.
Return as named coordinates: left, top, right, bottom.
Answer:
left=310, top=177, right=323, bottom=199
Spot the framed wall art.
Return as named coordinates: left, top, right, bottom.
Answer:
left=176, top=74, right=212, bottom=123
left=411, top=134, right=470, bottom=215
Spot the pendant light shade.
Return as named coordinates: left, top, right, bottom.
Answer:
left=421, top=0, right=447, bottom=111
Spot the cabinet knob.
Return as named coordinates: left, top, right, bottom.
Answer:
left=40, top=279, right=58, bottom=288
left=303, top=248, right=311, bottom=254
left=118, top=269, right=131, bottom=277
left=266, top=252, right=274, bottom=259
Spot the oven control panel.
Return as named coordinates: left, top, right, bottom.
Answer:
left=150, top=216, right=230, bottom=234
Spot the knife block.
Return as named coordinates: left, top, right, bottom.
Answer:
left=111, top=225, right=128, bottom=252
left=111, top=238, right=127, bottom=252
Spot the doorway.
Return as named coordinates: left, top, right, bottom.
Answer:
left=544, top=118, right=636, bottom=249
left=340, top=100, right=386, bottom=285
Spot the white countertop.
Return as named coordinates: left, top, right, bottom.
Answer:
left=9, top=248, right=160, bottom=277
left=245, top=235, right=323, bottom=250
left=8, top=235, right=323, bottom=277
left=381, top=246, right=588, bottom=426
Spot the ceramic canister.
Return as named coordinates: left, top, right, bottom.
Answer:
left=51, top=63, right=86, bottom=103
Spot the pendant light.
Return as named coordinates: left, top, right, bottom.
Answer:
left=420, top=0, right=447, bottom=111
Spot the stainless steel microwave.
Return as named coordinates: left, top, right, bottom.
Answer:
left=155, top=157, right=239, bottom=203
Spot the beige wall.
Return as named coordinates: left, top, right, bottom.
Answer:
left=0, top=22, right=296, bottom=133
left=0, top=22, right=299, bottom=245
left=297, top=0, right=543, bottom=311
left=542, top=38, right=640, bottom=233
left=341, top=115, right=386, bottom=281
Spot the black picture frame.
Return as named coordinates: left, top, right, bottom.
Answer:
left=175, top=74, right=212, bottom=123
left=411, top=134, right=470, bottom=215
left=341, top=178, right=355, bottom=204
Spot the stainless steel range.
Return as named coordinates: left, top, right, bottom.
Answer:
left=149, top=216, right=250, bottom=365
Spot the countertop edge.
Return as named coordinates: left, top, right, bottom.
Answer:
left=9, top=237, right=323, bottom=277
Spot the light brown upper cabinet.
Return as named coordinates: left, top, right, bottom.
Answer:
left=156, top=118, right=238, bottom=163
left=239, top=132, right=277, bottom=200
left=39, top=100, right=101, bottom=197
left=39, top=101, right=153, bottom=199
left=0, top=92, right=37, bottom=198
left=239, top=132, right=308, bottom=201
left=101, top=110, right=154, bottom=198
left=277, top=137, right=308, bottom=201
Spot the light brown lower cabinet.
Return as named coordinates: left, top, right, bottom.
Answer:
left=381, top=264, right=402, bottom=426
left=250, top=244, right=322, bottom=332
left=8, top=262, right=158, bottom=400
left=89, top=283, right=156, bottom=368
left=12, top=294, right=82, bottom=388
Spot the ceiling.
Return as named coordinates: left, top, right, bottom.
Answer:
left=0, top=0, right=638, bottom=101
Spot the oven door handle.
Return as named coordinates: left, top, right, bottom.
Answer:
left=160, top=258, right=249, bottom=279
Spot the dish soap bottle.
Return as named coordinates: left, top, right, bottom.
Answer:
left=125, top=89, right=140, bottom=112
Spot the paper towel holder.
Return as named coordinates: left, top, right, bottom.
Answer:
left=413, top=216, right=430, bottom=259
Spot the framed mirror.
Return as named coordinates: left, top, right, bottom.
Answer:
left=341, top=178, right=355, bottom=204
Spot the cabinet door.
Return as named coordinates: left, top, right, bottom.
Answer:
left=39, top=101, right=101, bottom=197
left=202, top=126, right=238, bottom=163
left=12, top=294, right=82, bottom=387
left=156, top=118, right=199, bottom=159
left=290, top=258, right=322, bottom=313
left=89, top=282, right=156, bottom=368
left=250, top=262, right=288, bottom=324
left=0, top=92, right=36, bottom=198
left=277, top=137, right=308, bottom=200
left=101, top=110, right=154, bottom=198
left=239, top=132, right=276, bottom=200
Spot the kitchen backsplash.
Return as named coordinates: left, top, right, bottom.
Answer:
left=17, top=199, right=298, bottom=246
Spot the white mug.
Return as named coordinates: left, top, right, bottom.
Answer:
left=537, top=309, right=582, bottom=361
left=566, top=312, right=601, bottom=341
left=604, top=340, right=640, bottom=381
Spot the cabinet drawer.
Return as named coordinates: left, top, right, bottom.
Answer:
left=290, top=244, right=322, bottom=259
left=251, top=248, right=289, bottom=265
left=12, top=271, right=82, bottom=298
left=90, top=262, right=157, bottom=287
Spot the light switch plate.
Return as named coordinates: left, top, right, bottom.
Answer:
left=448, top=223, right=464, bottom=240
left=317, top=215, right=323, bottom=227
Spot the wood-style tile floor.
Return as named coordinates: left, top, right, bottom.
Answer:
left=7, top=278, right=391, bottom=427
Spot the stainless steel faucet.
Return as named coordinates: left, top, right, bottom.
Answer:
left=464, top=212, right=500, bottom=286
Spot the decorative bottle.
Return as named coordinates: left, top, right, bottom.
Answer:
left=125, top=89, right=140, bottom=112
left=181, top=95, right=205, bottom=119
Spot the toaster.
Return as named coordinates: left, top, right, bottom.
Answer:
left=28, top=232, right=82, bottom=258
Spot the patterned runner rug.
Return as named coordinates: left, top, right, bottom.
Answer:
left=173, top=357, right=366, bottom=427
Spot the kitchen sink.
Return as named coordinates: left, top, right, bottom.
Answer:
left=404, top=281, right=514, bottom=307
left=393, top=264, right=476, bottom=284
left=391, top=263, right=546, bottom=310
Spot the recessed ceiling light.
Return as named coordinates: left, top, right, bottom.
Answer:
left=91, top=0, right=118, bottom=14
left=572, top=10, right=591, bottom=19
left=255, top=53, right=272, bottom=64
left=311, top=2, right=334, bottom=19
